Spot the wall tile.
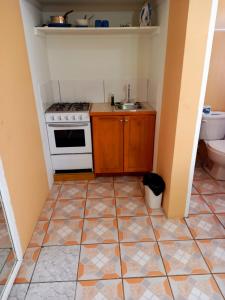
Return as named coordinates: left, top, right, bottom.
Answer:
left=59, top=80, right=105, bottom=103
left=104, top=78, right=148, bottom=103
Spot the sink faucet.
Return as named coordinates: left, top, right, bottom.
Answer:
left=127, top=84, right=131, bottom=103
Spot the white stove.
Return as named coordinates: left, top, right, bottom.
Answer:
left=45, top=102, right=93, bottom=172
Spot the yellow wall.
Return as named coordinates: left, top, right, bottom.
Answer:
left=0, top=1, right=49, bottom=253
left=156, top=0, right=189, bottom=216
left=204, top=0, right=225, bottom=111
left=157, top=0, right=214, bottom=217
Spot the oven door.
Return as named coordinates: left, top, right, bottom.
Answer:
left=47, top=122, right=92, bottom=155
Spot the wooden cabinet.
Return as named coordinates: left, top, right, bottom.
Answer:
left=92, top=116, right=124, bottom=173
left=124, top=116, right=155, bottom=172
left=92, top=114, right=156, bottom=174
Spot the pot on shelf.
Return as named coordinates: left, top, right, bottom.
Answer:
left=75, top=15, right=94, bottom=27
left=49, top=10, right=74, bottom=25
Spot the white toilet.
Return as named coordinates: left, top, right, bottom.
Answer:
left=200, top=111, right=225, bottom=180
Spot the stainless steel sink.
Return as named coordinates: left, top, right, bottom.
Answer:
left=114, top=102, right=142, bottom=111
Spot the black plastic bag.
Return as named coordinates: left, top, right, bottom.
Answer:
left=143, top=173, right=165, bottom=196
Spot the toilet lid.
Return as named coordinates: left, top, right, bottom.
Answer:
left=207, top=140, right=225, bottom=154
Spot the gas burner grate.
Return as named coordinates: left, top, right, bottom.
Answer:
left=46, top=102, right=90, bottom=113
left=70, top=103, right=90, bottom=111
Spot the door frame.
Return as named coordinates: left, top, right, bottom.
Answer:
left=185, top=0, right=219, bottom=216
left=0, top=159, right=23, bottom=299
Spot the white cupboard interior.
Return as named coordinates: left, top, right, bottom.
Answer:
left=20, top=0, right=169, bottom=183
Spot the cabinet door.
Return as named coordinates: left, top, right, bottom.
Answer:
left=92, top=116, right=124, bottom=173
left=124, top=115, right=155, bottom=172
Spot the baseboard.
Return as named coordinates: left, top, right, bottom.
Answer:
left=54, top=172, right=95, bottom=181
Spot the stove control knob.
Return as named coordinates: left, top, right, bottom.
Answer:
left=65, top=116, right=68, bottom=121
left=72, top=115, right=76, bottom=121
left=58, top=116, right=61, bottom=121
left=79, top=115, right=83, bottom=121
left=51, top=116, right=54, bottom=121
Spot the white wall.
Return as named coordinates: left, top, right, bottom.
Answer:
left=148, top=0, right=169, bottom=109
left=42, top=4, right=143, bottom=104
left=20, top=0, right=54, bottom=186
left=42, top=2, right=168, bottom=105
left=47, top=35, right=140, bottom=80
left=148, top=0, right=169, bottom=169
left=21, top=1, right=168, bottom=106
left=46, top=33, right=152, bottom=102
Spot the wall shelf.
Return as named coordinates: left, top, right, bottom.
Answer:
left=34, top=26, right=160, bottom=36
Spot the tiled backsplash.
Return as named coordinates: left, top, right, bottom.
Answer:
left=40, top=79, right=151, bottom=109
left=104, top=79, right=149, bottom=103
left=59, top=80, right=105, bottom=103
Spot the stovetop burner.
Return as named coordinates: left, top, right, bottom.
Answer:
left=46, top=102, right=90, bottom=113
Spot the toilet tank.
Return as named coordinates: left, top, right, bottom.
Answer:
left=200, top=111, right=225, bottom=140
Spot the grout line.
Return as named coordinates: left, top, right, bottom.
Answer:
left=15, top=185, right=64, bottom=297
left=23, top=246, right=42, bottom=298
left=74, top=272, right=220, bottom=281
left=114, top=180, right=125, bottom=300
left=191, top=191, right=225, bottom=196
left=214, top=214, right=225, bottom=229
left=31, top=234, right=225, bottom=248
left=211, top=274, right=225, bottom=299
left=183, top=216, right=225, bottom=287
left=194, top=166, right=220, bottom=181
left=193, top=237, right=225, bottom=298
left=73, top=190, right=87, bottom=300
left=23, top=184, right=64, bottom=297
left=15, top=272, right=225, bottom=285
left=24, top=182, right=85, bottom=298
left=0, top=251, right=14, bottom=285
left=150, top=216, right=175, bottom=300
left=20, top=273, right=225, bottom=299
left=185, top=214, right=225, bottom=240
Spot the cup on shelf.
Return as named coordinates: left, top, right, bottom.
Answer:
left=95, top=20, right=102, bottom=27
left=95, top=20, right=110, bottom=27
left=102, top=20, right=109, bottom=27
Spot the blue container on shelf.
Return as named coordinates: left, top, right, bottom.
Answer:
left=95, top=20, right=102, bottom=27
left=102, top=20, right=109, bottom=27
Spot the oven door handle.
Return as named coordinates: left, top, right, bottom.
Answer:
left=48, top=123, right=89, bottom=128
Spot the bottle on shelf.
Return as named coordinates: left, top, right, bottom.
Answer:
left=111, top=94, right=115, bottom=106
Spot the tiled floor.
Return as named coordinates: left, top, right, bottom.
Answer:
left=0, top=201, right=16, bottom=294
left=9, top=172, right=225, bottom=299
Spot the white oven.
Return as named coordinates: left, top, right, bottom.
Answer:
left=45, top=103, right=93, bottom=171
left=47, top=122, right=92, bottom=155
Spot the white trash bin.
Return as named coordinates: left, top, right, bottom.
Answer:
left=145, top=186, right=162, bottom=209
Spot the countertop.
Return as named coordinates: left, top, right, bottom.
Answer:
left=90, top=102, right=156, bottom=116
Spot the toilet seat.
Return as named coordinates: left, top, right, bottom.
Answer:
left=207, top=140, right=225, bottom=156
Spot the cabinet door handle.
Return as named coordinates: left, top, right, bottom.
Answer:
left=120, top=119, right=123, bottom=122
left=125, top=119, right=128, bottom=122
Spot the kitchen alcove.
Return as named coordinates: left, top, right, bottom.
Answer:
left=20, top=0, right=169, bottom=180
